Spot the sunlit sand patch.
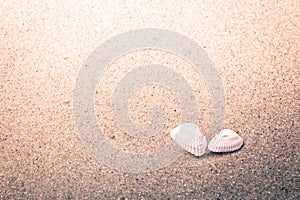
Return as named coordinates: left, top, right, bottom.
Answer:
left=95, top=49, right=212, bottom=153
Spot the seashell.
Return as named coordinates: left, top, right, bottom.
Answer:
left=208, top=129, right=243, bottom=153
left=170, top=123, right=207, bottom=157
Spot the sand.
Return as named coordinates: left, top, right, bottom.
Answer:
left=0, top=0, right=299, bottom=199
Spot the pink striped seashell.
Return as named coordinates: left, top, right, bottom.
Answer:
left=208, top=129, right=244, bottom=153
left=170, top=123, right=207, bottom=157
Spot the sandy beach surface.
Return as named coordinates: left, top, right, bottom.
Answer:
left=1, top=0, right=299, bottom=199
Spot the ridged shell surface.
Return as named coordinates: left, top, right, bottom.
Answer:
left=208, top=129, right=243, bottom=153
left=170, top=123, right=207, bottom=157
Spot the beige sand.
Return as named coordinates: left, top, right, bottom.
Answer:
left=1, top=0, right=299, bottom=199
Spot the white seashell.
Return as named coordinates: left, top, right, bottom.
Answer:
left=170, top=123, right=207, bottom=157
left=208, top=129, right=243, bottom=153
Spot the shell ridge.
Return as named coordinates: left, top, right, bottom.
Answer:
left=208, top=129, right=243, bottom=153
left=170, top=123, right=207, bottom=156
